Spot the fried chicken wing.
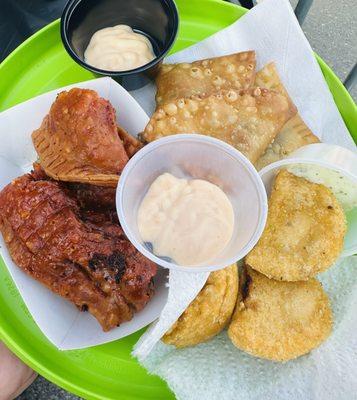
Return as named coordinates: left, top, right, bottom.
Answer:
left=0, top=172, right=157, bottom=331
left=32, top=88, right=129, bottom=187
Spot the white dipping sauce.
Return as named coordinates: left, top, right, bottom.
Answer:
left=84, top=24, right=155, bottom=72
left=137, top=173, right=235, bottom=266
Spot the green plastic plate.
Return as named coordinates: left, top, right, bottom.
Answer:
left=0, top=1, right=356, bottom=399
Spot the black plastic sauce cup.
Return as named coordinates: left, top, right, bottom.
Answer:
left=61, top=0, right=179, bottom=90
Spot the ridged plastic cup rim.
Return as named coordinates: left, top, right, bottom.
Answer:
left=116, top=134, right=268, bottom=273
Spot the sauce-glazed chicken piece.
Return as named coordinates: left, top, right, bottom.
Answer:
left=0, top=172, right=157, bottom=331
left=32, top=88, right=129, bottom=187
left=66, top=182, right=117, bottom=211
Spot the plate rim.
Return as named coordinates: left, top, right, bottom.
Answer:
left=0, top=1, right=356, bottom=398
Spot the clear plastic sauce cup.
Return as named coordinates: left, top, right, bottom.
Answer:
left=116, top=134, right=268, bottom=272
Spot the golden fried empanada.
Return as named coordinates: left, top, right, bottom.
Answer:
left=32, top=88, right=129, bottom=187
left=255, top=115, right=320, bottom=170
left=254, top=62, right=290, bottom=96
left=162, top=264, right=238, bottom=348
left=246, top=170, right=346, bottom=281
left=142, top=88, right=297, bottom=163
left=254, top=63, right=319, bottom=169
left=156, top=51, right=256, bottom=105
left=228, top=267, right=332, bottom=361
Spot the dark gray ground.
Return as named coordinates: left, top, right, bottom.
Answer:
left=16, top=376, right=80, bottom=400
left=291, top=0, right=357, bottom=101
left=9, top=0, right=357, bottom=399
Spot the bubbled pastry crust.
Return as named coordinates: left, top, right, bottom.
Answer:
left=254, top=63, right=319, bottom=170
left=155, top=51, right=256, bottom=105
left=142, top=87, right=297, bottom=163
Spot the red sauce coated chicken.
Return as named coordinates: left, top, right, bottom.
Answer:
left=0, top=171, right=157, bottom=331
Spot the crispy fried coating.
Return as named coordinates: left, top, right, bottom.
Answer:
left=0, top=172, right=157, bottom=331
left=32, top=88, right=129, bottom=187
left=142, top=88, right=297, bottom=163
left=254, top=62, right=291, bottom=98
left=246, top=170, right=346, bottom=281
left=117, top=126, right=143, bottom=158
left=31, top=161, right=50, bottom=180
left=65, top=182, right=116, bottom=211
left=254, top=63, right=319, bottom=169
left=31, top=163, right=117, bottom=214
left=228, top=267, right=332, bottom=361
left=155, top=51, right=256, bottom=105
left=162, top=264, right=238, bottom=348
left=64, top=178, right=123, bottom=232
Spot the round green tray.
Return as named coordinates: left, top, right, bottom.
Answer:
left=0, top=1, right=356, bottom=399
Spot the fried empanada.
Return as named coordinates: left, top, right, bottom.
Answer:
left=156, top=51, right=256, bottom=105
left=255, top=115, right=320, bottom=170
left=162, top=264, right=238, bottom=348
left=246, top=170, right=346, bottom=281
left=142, top=87, right=297, bottom=163
left=254, top=63, right=319, bottom=170
left=254, top=62, right=290, bottom=96
left=228, top=267, right=332, bottom=361
left=32, top=88, right=129, bottom=187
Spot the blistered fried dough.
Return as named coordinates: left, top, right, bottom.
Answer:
left=255, top=115, right=320, bottom=170
left=228, top=267, right=332, bottom=361
left=246, top=170, right=346, bottom=281
left=142, top=88, right=297, bottom=163
left=32, top=88, right=129, bottom=187
left=254, top=63, right=319, bottom=169
left=117, top=126, right=143, bottom=158
left=156, top=51, right=256, bottom=105
left=254, top=62, right=290, bottom=97
left=162, top=264, right=238, bottom=348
